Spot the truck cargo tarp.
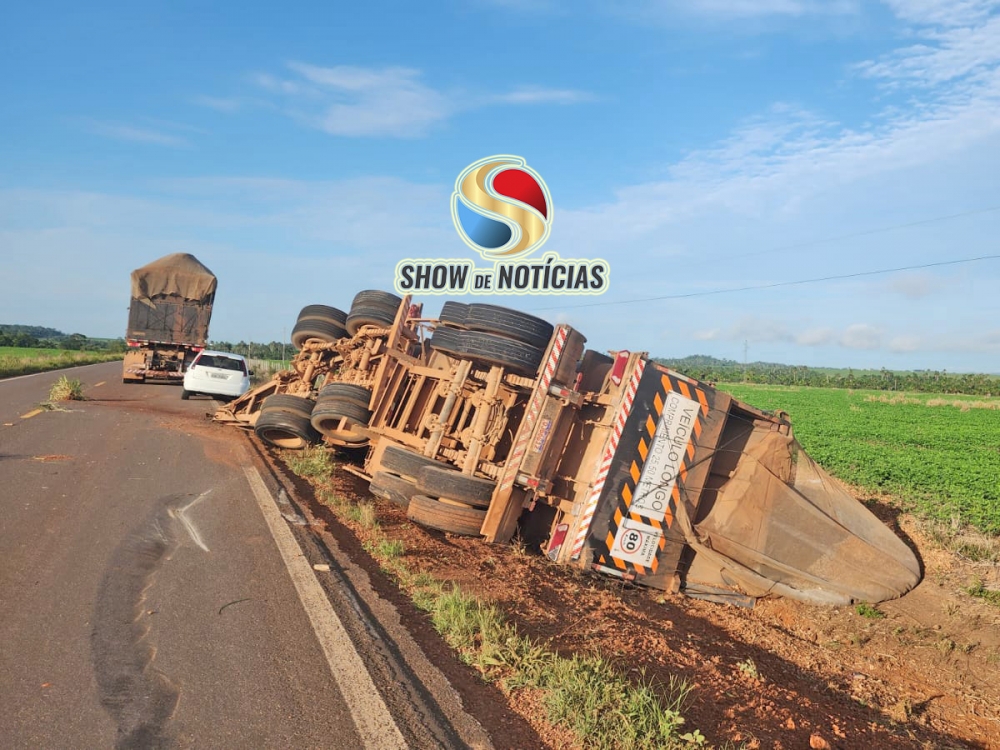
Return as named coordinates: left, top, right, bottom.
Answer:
left=130, top=253, right=217, bottom=303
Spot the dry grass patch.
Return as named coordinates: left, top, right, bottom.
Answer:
left=48, top=376, right=85, bottom=401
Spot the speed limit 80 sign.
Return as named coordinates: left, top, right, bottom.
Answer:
left=609, top=518, right=663, bottom=567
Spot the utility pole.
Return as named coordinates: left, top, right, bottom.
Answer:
left=743, top=339, right=748, bottom=382
left=281, top=327, right=286, bottom=362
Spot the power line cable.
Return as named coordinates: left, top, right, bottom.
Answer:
left=529, top=253, right=1000, bottom=312
left=699, top=204, right=1000, bottom=264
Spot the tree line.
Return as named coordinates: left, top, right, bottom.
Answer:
left=0, top=326, right=126, bottom=352
left=655, top=356, right=999, bottom=396
left=208, top=341, right=294, bottom=361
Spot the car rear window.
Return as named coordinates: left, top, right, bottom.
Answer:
left=196, top=355, right=247, bottom=373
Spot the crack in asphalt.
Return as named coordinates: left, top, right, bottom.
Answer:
left=90, top=492, right=210, bottom=749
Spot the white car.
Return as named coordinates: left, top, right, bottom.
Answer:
left=182, top=350, right=251, bottom=400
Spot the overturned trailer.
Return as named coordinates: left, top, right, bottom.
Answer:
left=216, top=292, right=920, bottom=606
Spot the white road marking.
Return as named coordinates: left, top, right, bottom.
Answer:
left=241, top=464, right=407, bottom=750
left=170, top=490, right=212, bottom=552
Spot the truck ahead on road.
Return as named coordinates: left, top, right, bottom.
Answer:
left=214, top=291, right=920, bottom=607
left=123, top=254, right=216, bottom=384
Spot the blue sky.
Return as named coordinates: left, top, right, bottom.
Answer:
left=2, top=0, right=998, bottom=372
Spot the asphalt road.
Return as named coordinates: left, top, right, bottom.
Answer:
left=0, top=362, right=497, bottom=749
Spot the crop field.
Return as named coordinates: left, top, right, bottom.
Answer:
left=0, top=347, right=123, bottom=379
left=719, top=383, right=1000, bottom=534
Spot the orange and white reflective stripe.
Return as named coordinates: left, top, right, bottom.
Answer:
left=570, top=358, right=645, bottom=559
left=497, top=326, right=569, bottom=495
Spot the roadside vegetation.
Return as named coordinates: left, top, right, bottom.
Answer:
left=0, top=347, right=124, bottom=379
left=659, top=354, right=999, bottom=396
left=965, top=578, right=1000, bottom=608
left=719, top=383, right=1000, bottom=535
left=0, top=325, right=126, bottom=380
left=47, top=376, right=85, bottom=401
left=283, top=447, right=705, bottom=749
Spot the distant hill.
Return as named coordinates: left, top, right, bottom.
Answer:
left=0, top=325, right=124, bottom=352
left=0, top=324, right=66, bottom=339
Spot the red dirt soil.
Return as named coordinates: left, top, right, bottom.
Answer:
left=319, top=461, right=1000, bottom=750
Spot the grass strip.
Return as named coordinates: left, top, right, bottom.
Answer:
left=0, top=351, right=123, bottom=380
left=283, top=447, right=705, bottom=749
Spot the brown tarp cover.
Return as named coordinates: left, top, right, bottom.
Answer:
left=130, top=253, right=217, bottom=303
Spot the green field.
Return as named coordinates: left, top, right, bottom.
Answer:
left=0, top=347, right=123, bottom=379
left=719, top=383, right=1000, bottom=534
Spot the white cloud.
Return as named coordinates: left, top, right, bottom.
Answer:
left=840, top=323, right=882, bottom=350
left=486, top=86, right=598, bottom=105
left=796, top=327, right=834, bottom=346
left=691, top=319, right=895, bottom=352
left=194, top=95, right=245, bottom=113
left=241, top=62, right=594, bottom=138
left=857, top=2, right=1000, bottom=89
left=693, top=328, right=722, bottom=340
left=882, top=0, right=999, bottom=28
left=889, top=334, right=922, bottom=352
left=83, top=120, right=189, bottom=148
left=888, top=272, right=943, bottom=299
left=545, top=2, right=1000, bottom=272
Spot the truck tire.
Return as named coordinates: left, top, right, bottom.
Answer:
left=310, top=399, right=370, bottom=444
left=351, top=290, right=404, bottom=309
left=417, top=466, right=496, bottom=509
left=369, top=471, right=417, bottom=509
left=346, top=305, right=399, bottom=335
left=261, top=394, right=315, bottom=418
left=317, top=383, right=372, bottom=408
left=381, top=444, right=454, bottom=480
left=451, top=330, right=544, bottom=376
left=254, top=409, right=318, bottom=450
left=291, top=317, right=348, bottom=348
left=439, top=301, right=468, bottom=328
left=429, top=327, right=462, bottom=356
left=407, top=494, right=486, bottom=536
left=346, top=290, right=403, bottom=335
left=297, top=305, right=348, bottom=326
left=464, top=304, right=553, bottom=348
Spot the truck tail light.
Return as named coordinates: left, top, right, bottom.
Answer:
left=610, top=350, right=630, bottom=386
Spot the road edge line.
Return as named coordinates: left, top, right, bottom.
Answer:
left=0, top=360, right=118, bottom=385
left=241, top=463, right=408, bottom=750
